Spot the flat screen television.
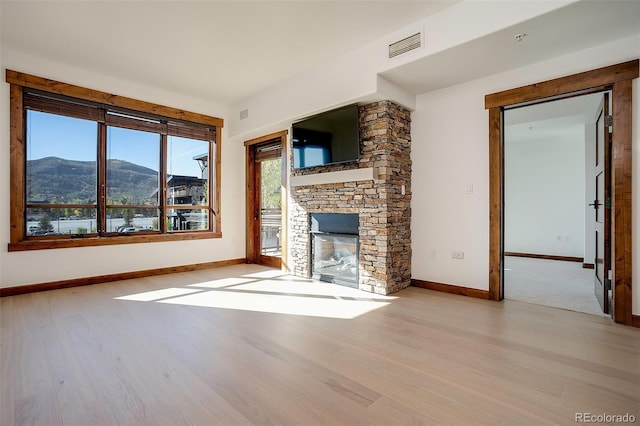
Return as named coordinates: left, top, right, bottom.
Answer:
left=292, top=104, right=359, bottom=169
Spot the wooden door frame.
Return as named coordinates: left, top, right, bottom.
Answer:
left=244, top=130, right=288, bottom=269
left=485, top=59, right=638, bottom=326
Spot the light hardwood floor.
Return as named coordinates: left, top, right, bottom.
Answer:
left=1, top=264, right=638, bottom=425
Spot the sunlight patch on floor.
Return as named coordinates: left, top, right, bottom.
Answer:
left=241, top=269, right=289, bottom=279
left=116, top=287, right=203, bottom=302
left=199, top=278, right=391, bottom=301
left=186, top=277, right=256, bottom=289
left=159, top=290, right=391, bottom=319
left=115, top=272, right=395, bottom=319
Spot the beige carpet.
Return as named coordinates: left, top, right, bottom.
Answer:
left=504, top=256, right=608, bottom=317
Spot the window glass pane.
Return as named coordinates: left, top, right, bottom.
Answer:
left=107, top=126, right=160, bottom=206
left=26, top=110, right=97, bottom=205
left=167, top=136, right=209, bottom=206
left=27, top=208, right=97, bottom=236
left=167, top=209, right=209, bottom=231
left=17, top=78, right=221, bottom=243
left=106, top=208, right=159, bottom=233
left=260, top=158, right=282, bottom=257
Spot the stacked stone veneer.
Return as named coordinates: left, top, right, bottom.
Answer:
left=289, top=101, right=411, bottom=295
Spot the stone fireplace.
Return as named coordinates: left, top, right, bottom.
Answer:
left=288, top=101, right=411, bottom=295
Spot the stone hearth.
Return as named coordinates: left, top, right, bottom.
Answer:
left=289, top=101, right=411, bottom=295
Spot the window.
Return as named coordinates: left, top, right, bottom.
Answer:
left=7, top=70, right=223, bottom=250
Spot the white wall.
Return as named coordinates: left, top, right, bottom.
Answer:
left=0, top=49, right=246, bottom=288
left=410, top=35, right=639, bottom=315
left=504, top=128, right=586, bottom=257
left=411, top=78, right=490, bottom=290
left=229, top=0, right=571, bottom=140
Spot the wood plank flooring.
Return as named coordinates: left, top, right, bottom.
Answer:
left=1, top=263, right=638, bottom=425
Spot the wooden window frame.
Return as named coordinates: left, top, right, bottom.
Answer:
left=7, top=70, right=223, bottom=251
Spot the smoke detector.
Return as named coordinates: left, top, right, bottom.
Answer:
left=514, top=33, right=527, bottom=42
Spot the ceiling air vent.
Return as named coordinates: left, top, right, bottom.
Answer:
left=388, top=32, right=422, bottom=59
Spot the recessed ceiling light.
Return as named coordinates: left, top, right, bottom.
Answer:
left=514, top=33, right=527, bottom=42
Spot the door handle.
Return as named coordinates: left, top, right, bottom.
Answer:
left=588, top=200, right=602, bottom=209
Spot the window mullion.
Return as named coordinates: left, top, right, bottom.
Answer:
left=97, top=119, right=107, bottom=236
left=160, top=132, right=168, bottom=233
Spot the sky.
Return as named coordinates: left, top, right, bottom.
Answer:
left=27, top=110, right=207, bottom=178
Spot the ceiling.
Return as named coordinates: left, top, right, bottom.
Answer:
left=0, top=0, right=457, bottom=105
left=505, top=93, right=604, bottom=145
left=2, top=1, right=637, bottom=112
left=381, top=0, right=640, bottom=95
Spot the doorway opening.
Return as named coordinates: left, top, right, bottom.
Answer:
left=485, top=59, right=638, bottom=325
left=245, top=130, right=288, bottom=269
left=503, top=92, right=609, bottom=316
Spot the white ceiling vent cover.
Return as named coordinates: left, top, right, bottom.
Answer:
left=388, top=32, right=422, bottom=59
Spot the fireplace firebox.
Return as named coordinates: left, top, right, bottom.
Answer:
left=310, top=213, right=359, bottom=287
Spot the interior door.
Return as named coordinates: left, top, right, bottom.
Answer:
left=592, top=93, right=611, bottom=314
left=249, top=141, right=283, bottom=268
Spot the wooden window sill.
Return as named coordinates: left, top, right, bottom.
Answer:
left=8, top=232, right=222, bottom=252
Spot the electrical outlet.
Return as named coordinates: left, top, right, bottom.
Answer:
left=451, top=250, right=464, bottom=260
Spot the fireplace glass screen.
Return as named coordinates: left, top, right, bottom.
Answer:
left=312, top=233, right=358, bottom=286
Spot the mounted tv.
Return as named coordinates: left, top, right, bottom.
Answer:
left=292, top=104, right=359, bottom=169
